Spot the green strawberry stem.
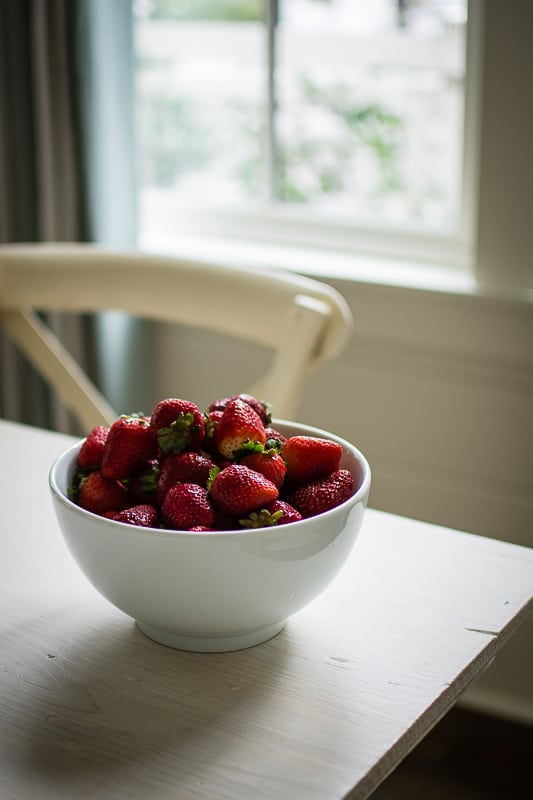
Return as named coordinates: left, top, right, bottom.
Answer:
left=125, top=463, right=159, bottom=493
left=239, top=509, right=284, bottom=529
left=157, top=412, right=199, bottom=454
left=234, top=438, right=284, bottom=459
left=206, top=464, right=220, bottom=491
left=139, top=468, right=159, bottom=493
left=68, top=467, right=92, bottom=500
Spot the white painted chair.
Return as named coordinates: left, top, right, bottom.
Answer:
left=0, top=243, right=353, bottom=429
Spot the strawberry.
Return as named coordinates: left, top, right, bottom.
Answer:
left=73, top=394, right=358, bottom=532
left=150, top=398, right=204, bottom=453
left=236, top=393, right=271, bottom=424
left=208, top=393, right=271, bottom=425
left=156, top=451, right=214, bottom=504
left=264, top=426, right=287, bottom=447
left=162, top=483, right=215, bottom=530
left=78, top=425, right=109, bottom=469
left=207, top=396, right=232, bottom=414
left=238, top=443, right=287, bottom=488
left=209, top=463, right=278, bottom=516
left=266, top=499, right=303, bottom=525
left=77, top=471, right=129, bottom=515
left=101, top=415, right=157, bottom=480
left=212, top=511, right=241, bottom=530
left=113, top=504, right=159, bottom=528
left=215, top=398, right=266, bottom=460
left=287, top=469, right=355, bottom=518
left=239, top=500, right=302, bottom=528
left=283, top=435, right=343, bottom=486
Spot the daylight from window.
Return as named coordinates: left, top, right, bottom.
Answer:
left=134, top=0, right=468, bottom=255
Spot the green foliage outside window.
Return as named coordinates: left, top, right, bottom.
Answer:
left=140, top=92, right=213, bottom=186
left=144, top=0, right=263, bottom=21
left=142, top=80, right=404, bottom=202
left=234, top=78, right=404, bottom=204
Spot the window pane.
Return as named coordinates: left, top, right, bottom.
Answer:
left=134, top=0, right=470, bottom=253
left=134, top=0, right=267, bottom=203
left=275, top=0, right=467, bottom=232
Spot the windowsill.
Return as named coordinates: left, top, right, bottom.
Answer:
left=139, top=233, right=533, bottom=306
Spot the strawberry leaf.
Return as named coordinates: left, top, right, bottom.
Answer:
left=233, top=439, right=266, bottom=458
left=258, top=401, right=272, bottom=425
left=136, top=464, right=160, bottom=493
left=206, top=464, right=220, bottom=491
left=68, top=467, right=91, bottom=499
left=157, top=412, right=199, bottom=454
left=234, top=438, right=284, bottom=459
left=239, top=509, right=284, bottom=528
left=264, top=438, right=285, bottom=454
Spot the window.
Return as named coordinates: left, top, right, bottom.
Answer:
left=134, top=0, right=475, bottom=272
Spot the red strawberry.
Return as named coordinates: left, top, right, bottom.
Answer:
left=239, top=499, right=302, bottom=528
left=150, top=398, right=204, bottom=453
left=283, top=435, right=343, bottom=486
left=162, top=483, right=215, bottom=530
left=208, top=393, right=271, bottom=425
left=207, top=396, right=231, bottom=413
left=113, top=504, right=159, bottom=528
left=156, top=451, right=214, bottom=505
left=77, top=471, right=129, bottom=515
left=234, top=393, right=271, bottom=424
left=78, top=425, right=109, bottom=469
left=215, top=398, right=266, bottom=460
left=264, top=426, right=287, bottom=447
left=266, top=499, right=303, bottom=524
left=239, top=445, right=287, bottom=488
left=101, top=415, right=157, bottom=480
left=209, top=463, right=278, bottom=516
left=212, top=511, right=241, bottom=530
left=287, top=469, right=355, bottom=518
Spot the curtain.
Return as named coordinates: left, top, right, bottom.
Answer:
left=0, top=0, right=142, bottom=432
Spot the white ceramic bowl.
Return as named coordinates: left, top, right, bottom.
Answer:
left=49, top=419, right=371, bottom=652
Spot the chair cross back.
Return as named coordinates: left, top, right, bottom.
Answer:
left=0, top=244, right=353, bottom=429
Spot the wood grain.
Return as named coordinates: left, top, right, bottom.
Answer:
left=1, top=420, right=532, bottom=800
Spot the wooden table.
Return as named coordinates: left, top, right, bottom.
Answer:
left=1, top=419, right=532, bottom=800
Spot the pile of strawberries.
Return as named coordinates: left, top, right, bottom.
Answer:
left=69, top=394, right=356, bottom=531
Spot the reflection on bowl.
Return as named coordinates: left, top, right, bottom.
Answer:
left=49, top=419, right=371, bottom=652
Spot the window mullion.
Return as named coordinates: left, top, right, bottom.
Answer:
left=265, top=0, right=279, bottom=206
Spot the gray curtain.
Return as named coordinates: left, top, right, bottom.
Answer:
left=0, top=0, right=142, bottom=432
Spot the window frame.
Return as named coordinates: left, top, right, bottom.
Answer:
left=136, top=0, right=485, bottom=280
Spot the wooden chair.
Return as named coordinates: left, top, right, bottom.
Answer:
left=0, top=243, right=353, bottom=429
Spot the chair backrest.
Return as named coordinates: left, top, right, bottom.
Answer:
left=0, top=243, right=353, bottom=429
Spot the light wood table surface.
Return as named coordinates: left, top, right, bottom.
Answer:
left=1, top=419, right=532, bottom=800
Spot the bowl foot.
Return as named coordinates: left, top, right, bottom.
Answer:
left=136, top=619, right=286, bottom=652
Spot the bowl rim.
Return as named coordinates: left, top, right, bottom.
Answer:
left=49, top=418, right=371, bottom=539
